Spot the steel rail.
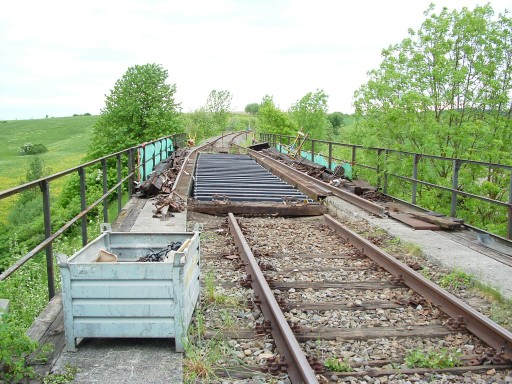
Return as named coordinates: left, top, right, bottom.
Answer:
left=240, top=147, right=387, bottom=217
left=227, top=213, right=319, bottom=384
left=323, top=214, right=512, bottom=361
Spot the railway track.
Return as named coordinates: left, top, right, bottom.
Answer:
left=191, top=213, right=512, bottom=383
left=180, top=133, right=512, bottom=383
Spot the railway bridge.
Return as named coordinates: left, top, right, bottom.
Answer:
left=1, top=131, right=512, bottom=383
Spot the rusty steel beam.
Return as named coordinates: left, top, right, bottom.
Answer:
left=227, top=213, right=319, bottom=384
left=323, top=214, right=512, bottom=361
left=245, top=149, right=387, bottom=217
left=189, top=201, right=327, bottom=216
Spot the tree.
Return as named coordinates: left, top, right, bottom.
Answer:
left=327, top=112, right=347, bottom=136
left=290, top=89, right=331, bottom=139
left=352, top=4, right=512, bottom=236
left=245, top=103, right=259, bottom=114
left=205, top=89, right=232, bottom=132
left=88, top=63, right=183, bottom=159
left=257, top=95, right=297, bottom=136
left=353, top=4, right=512, bottom=163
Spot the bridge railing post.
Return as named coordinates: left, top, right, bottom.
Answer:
left=78, top=167, right=88, bottom=246
left=102, top=159, right=109, bottom=223
left=117, top=154, right=122, bottom=215
left=451, top=159, right=462, bottom=218
left=39, top=180, right=55, bottom=300
left=508, top=171, right=512, bottom=239
left=412, top=154, right=420, bottom=205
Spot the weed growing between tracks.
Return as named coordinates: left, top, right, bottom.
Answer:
left=183, top=311, right=248, bottom=383
left=405, top=348, right=462, bottom=369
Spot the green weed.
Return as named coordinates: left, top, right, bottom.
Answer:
left=439, top=270, right=473, bottom=290
left=324, top=357, right=352, bottom=372
left=203, top=270, right=238, bottom=306
left=405, top=348, right=462, bottom=369
left=43, top=364, right=79, bottom=384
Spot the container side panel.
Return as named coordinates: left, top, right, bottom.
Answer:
left=73, top=317, right=175, bottom=338
left=70, top=280, right=174, bottom=299
left=68, top=264, right=174, bottom=280
left=72, top=298, right=176, bottom=317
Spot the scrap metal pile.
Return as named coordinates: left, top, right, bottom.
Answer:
left=255, top=146, right=377, bottom=196
left=136, top=241, right=183, bottom=262
left=136, top=147, right=189, bottom=217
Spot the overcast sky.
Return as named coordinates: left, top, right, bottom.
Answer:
left=0, top=0, right=509, bottom=120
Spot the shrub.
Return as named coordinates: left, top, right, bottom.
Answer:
left=0, top=314, right=37, bottom=382
left=18, top=143, right=48, bottom=156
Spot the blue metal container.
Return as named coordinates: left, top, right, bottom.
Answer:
left=58, top=231, right=200, bottom=352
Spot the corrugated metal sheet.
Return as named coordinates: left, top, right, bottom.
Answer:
left=193, top=153, right=312, bottom=203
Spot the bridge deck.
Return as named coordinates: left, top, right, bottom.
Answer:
left=27, top=190, right=512, bottom=383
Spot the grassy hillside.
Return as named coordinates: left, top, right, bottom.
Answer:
left=0, top=115, right=98, bottom=221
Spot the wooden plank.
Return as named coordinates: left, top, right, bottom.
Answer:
left=27, top=311, right=66, bottom=377
left=114, top=197, right=147, bottom=232
left=272, top=281, right=403, bottom=290
left=288, top=300, right=402, bottom=311
left=70, top=280, right=174, bottom=299
left=189, top=201, right=327, bottom=216
left=386, top=202, right=463, bottom=229
left=26, top=294, right=63, bottom=343
left=71, top=299, right=175, bottom=317
left=303, top=324, right=455, bottom=341
left=389, top=212, right=441, bottom=230
left=204, top=324, right=455, bottom=342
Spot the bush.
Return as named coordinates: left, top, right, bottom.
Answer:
left=0, top=314, right=37, bottom=382
left=18, top=143, right=48, bottom=156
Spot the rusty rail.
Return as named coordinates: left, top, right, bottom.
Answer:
left=227, top=213, right=319, bottom=383
left=323, top=214, right=512, bottom=361
left=241, top=147, right=387, bottom=217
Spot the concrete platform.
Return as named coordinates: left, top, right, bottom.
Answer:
left=53, top=338, right=182, bottom=384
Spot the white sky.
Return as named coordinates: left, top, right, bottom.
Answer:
left=0, top=0, right=509, bottom=120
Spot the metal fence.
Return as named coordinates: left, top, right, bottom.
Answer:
left=261, top=133, right=512, bottom=240
left=0, top=133, right=186, bottom=300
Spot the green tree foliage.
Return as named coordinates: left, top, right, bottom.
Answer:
left=205, top=89, right=233, bottom=132
left=290, top=89, right=332, bottom=139
left=244, top=103, right=259, bottom=114
left=186, top=90, right=233, bottom=142
left=88, top=63, right=183, bottom=160
left=256, top=95, right=297, bottom=135
left=352, top=4, right=512, bottom=236
left=327, top=112, right=348, bottom=136
left=60, top=64, right=183, bottom=210
left=353, top=4, right=511, bottom=162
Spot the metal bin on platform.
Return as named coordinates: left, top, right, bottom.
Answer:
left=57, top=231, right=200, bottom=352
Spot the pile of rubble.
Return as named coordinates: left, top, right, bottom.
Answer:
left=257, top=146, right=376, bottom=196
left=135, top=147, right=189, bottom=217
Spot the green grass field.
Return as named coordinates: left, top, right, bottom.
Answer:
left=0, top=115, right=98, bottom=221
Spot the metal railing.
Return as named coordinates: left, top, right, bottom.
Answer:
left=0, top=133, right=186, bottom=300
left=261, top=133, right=512, bottom=239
